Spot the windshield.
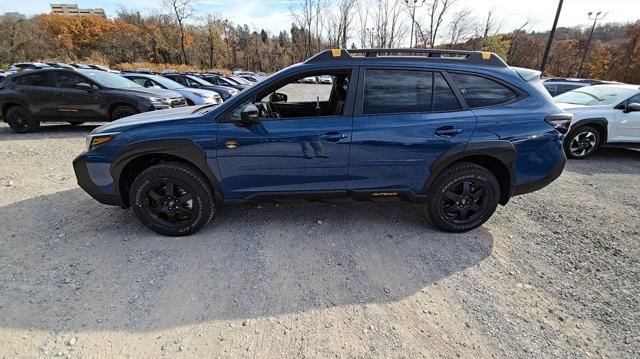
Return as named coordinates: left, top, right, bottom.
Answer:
left=79, top=70, right=142, bottom=88
left=554, top=86, right=637, bottom=106
left=230, top=76, right=250, bottom=85
left=146, top=75, right=184, bottom=89
left=222, top=77, right=240, bottom=85
left=186, top=75, right=214, bottom=86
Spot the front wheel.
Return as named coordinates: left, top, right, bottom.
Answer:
left=564, top=126, right=600, bottom=159
left=110, top=105, right=138, bottom=121
left=426, top=162, right=500, bottom=233
left=130, top=162, right=216, bottom=236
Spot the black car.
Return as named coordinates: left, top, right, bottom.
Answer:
left=162, top=73, right=239, bottom=100
left=0, top=68, right=187, bottom=133
left=197, top=74, right=250, bottom=91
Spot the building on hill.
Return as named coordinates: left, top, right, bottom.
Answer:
left=50, top=3, right=106, bottom=17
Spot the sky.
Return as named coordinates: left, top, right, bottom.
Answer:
left=0, top=0, right=638, bottom=37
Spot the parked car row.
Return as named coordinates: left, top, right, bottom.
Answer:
left=6, top=62, right=121, bottom=74
left=0, top=62, right=275, bottom=132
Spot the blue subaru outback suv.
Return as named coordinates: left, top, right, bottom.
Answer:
left=73, top=49, right=570, bottom=236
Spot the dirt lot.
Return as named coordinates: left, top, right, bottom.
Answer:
left=0, top=122, right=638, bottom=358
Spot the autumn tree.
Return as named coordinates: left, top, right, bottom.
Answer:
left=164, top=0, right=194, bottom=65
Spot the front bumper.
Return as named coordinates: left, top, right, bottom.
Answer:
left=512, top=150, right=567, bottom=196
left=73, top=152, right=123, bottom=206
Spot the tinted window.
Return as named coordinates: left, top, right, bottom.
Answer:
left=364, top=69, right=432, bottom=115
left=14, top=73, right=50, bottom=86
left=626, top=94, right=640, bottom=104
left=55, top=72, right=89, bottom=88
left=171, top=76, right=188, bottom=86
left=557, top=84, right=583, bottom=95
left=543, top=83, right=558, bottom=96
left=434, top=73, right=461, bottom=111
left=450, top=73, right=517, bottom=108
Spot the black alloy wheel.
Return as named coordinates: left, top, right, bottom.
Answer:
left=426, top=162, right=500, bottom=232
left=439, top=179, right=489, bottom=224
left=130, top=162, right=216, bottom=236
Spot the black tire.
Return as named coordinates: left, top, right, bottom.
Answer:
left=564, top=125, right=601, bottom=159
left=130, top=162, right=216, bottom=236
left=110, top=105, right=138, bottom=121
left=426, top=162, right=500, bottom=233
left=6, top=106, right=39, bottom=133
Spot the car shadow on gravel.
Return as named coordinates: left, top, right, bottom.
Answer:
left=0, top=189, right=494, bottom=332
left=564, top=147, right=640, bottom=175
left=0, top=123, right=99, bottom=140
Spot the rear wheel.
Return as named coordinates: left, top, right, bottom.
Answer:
left=564, top=125, right=600, bottom=159
left=426, top=162, right=500, bottom=232
left=130, top=162, right=215, bottom=236
left=6, top=106, right=39, bottom=133
left=110, top=105, right=138, bottom=120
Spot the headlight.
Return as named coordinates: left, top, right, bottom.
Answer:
left=229, top=89, right=239, bottom=96
left=86, top=132, right=119, bottom=151
left=142, top=96, right=171, bottom=106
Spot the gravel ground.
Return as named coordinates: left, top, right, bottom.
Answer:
left=0, top=121, right=638, bottom=358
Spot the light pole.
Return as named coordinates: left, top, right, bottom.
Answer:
left=540, top=0, right=564, bottom=75
left=404, top=0, right=425, bottom=48
left=366, top=27, right=376, bottom=48
left=577, top=11, right=607, bottom=78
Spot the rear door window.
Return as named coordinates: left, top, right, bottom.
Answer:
left=364, top=69, right=433, bottom=115
left=450, top=73, right=518, bottom=108
left=14, top=73, right=51, bottom=86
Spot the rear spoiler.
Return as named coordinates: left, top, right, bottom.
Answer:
left=513, top=67, right=541, bottom=82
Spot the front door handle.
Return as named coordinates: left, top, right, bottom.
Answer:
left=319, top=132, right=347, bottom=141
left=435, top=126, right=463, bottom=137
left=55, top=92, right=66, bottom=97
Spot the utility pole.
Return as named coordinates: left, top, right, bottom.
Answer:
left=404, top=0, right=425, bottom=48
left=540, top=0, right=564, bottom=75
left=577, top=11, right=607, bottom=78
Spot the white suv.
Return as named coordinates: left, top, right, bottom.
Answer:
left=554, top=84, right=640, bottom=159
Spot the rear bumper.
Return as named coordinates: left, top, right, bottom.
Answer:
left=512, top=151, right=566, bottom=196
left=73, top=152, right=123, bottom=206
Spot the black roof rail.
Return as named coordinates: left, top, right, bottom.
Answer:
left=305, top=48, right=508, bottom=67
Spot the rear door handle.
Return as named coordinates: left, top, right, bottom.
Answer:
left=435, top=126, right=463, bottom=137
left=319, top=132, right=348, bottom=141
left=55, top=92, right=65, bottom=97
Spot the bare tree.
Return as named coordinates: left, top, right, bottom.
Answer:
left=447, top=8, right=475, bottom=48
left=356, top=0, right=370, bottom=48
left=335, top=0, right=357, bottom=48
left=164, top=0, right=194, bottom=65
left=291, top=0, right=315, bottom=57
left=426, top=0, right=457, bottom=48
left=372, top=0, right=405, bottom=48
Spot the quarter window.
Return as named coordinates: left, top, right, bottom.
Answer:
left=434, top=73, right=461, bottom=111
left=364, top=69, right=433, bottom=115
left=14, top=73, right=50, bottom=86
left=450, top=73, right=518, bottom=108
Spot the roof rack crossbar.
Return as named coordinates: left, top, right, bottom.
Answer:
left=305, top=48, right=508, bottom=68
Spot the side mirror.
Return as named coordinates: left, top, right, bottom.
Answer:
left=240, top=104, right=260, bottom=124
left=270, top=92, right=288, bottom=103
left=75, top=82, right=93, bottom=91
left=624, top=102, right=640, bottom=113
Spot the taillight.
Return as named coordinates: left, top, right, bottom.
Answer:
left=545, top=114, right=572, bottom=134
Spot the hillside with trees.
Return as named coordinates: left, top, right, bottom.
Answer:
left=0, top=0, right=638, bottom=83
